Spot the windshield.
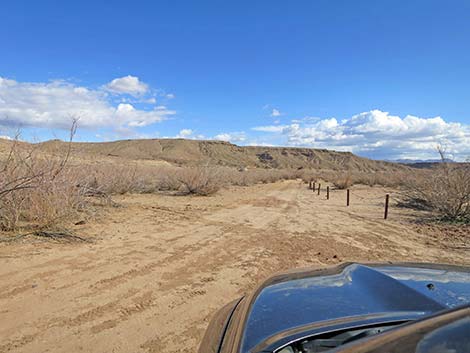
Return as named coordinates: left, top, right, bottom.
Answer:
left=276, top=322, right=404, bottom=353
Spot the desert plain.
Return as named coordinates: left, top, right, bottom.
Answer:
left=1, top=178, right=468, bottom=353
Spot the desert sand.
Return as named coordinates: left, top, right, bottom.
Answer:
left=0, top=180, right=468, bottom=353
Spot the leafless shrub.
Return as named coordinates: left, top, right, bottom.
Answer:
left=81, top=164, right=144, bottom=195
left=400, top=149, right=470, bottom=222
left=152, top=167, right=182, bottom=192
left=333, top=171, right=408, bottom=188
left=75, top=164, right=327, bottom=197
left=227, top=169, right=253, bottom=186
left=174, top=166, right=221, bottom=196
left=332, top=171, right=353, bottom=189
left=0, top=121, right=88, bottom=232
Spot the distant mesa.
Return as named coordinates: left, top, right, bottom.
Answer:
left=0, top=137, right=413, bottom=172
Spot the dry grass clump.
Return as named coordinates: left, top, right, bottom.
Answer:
left=400, top=150, right=470, bottom=222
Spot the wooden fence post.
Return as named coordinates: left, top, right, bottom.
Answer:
left=312, top=182, right=315, bottom=192
left=326, top=186, right=329, bottom=200
left=309, top=181, right=312, bottom=189
left=384, top=194, right=389, bottom=219
left=347, top=189, right=350, bottom=206
left=317, top=183, right=321, bottom=195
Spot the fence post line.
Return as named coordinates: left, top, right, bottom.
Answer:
left=384, top=194, right=389, bottom=219
left=312, top=182, right=315, bottom=192
left=317, top=183, right=321, bottom=195
left=347, top=189, right=350, bottom=206
left=326, top=186, right=330, bottom=200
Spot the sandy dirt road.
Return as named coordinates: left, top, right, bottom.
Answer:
left=1, top=180, right=468, bottom=353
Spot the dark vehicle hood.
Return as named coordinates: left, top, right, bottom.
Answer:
left=241, top=263, right=470, bottom=353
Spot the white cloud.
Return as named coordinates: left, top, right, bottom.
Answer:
left=166, top=93, right=175, bottom=99
left=177, top=129, right=193, bottom=137
left=246, top=140, right=275, bottom=147
left=292, top=116, right=321, bottom=124
left=0, top=76, right=175, bottom=130
left=252, top=110, right=470, bottom=160
left=252, top=125, right=286, bottom=133
left=271, top=108, right=281, bottom=117
left=213, top=132, right=246, bottom=143
left=104, top=75, right=148, bottom=95
left=145, top=97, right=157, bottom=104
left=170, top=129, right=205, bottom=140
left=118, top=104, right=173, bottom=127
left=0, top=135, right=12, bottom=140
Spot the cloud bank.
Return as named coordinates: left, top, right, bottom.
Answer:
left=253, top=110, right=470, bottom=160
left=0, top=76, right=174, bottom=130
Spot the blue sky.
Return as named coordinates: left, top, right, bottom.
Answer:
left=1, top=0, right=469, bottom=160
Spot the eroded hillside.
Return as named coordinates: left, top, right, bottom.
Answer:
left=0, top=138, right=410, bottom=172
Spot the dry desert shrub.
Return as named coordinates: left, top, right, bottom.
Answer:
left=328, top=170, right=409, bottom=188
left=80, top=164, right=146, bottom=195
left=83, top=164, right=226, bottom=196
left=350, top=171, right=406, bottom=188
left=153, top=167, right=184, bottom=192
left=209, top=167, right=305, bottom=187
left=306, top=168, right=413, bottom=189
left=0, top=123, right=87, bottom=232
left=253, top=168, right=305, bottom=184
left=173, top=166, right=221, bottom=195
left=76, top=163, right=185, bottom=195
left=400, top=151, right=470, bottom=222
left=332, top=171, right=353, bottom=189
left=18, top=165, right=86, bottom=230
left=76, top=164, right=221, bottom=197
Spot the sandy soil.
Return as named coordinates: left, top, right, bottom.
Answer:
left=1, top=180, right=468, bottom=353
